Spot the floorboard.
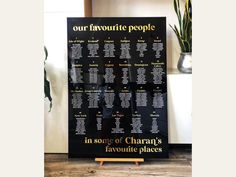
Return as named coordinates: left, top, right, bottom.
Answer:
left=45, top=148, right=192, bottom=177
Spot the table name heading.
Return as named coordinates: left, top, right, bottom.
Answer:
left=73, top=23, right=156, bottom=33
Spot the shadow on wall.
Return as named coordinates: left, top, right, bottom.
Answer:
left=168, top=29, right=180, bottom=70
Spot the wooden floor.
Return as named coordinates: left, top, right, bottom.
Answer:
left=45, top=147, right=192, bottom=177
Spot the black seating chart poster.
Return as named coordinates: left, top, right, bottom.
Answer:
left=68, top=17, right=168, bottom=158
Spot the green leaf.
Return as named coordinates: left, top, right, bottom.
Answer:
left=174, top=0, right=182, bottom=33
left=170, top=24, right=186, bottom=52
left=183, top=40, right=190, bottom=52
left=170, top=0, right=192, bottom=52
left=177, top=0, right=180, bottom=8
left=44, top=46, right=48, bottom=61
left=44, top=69, right=52, bottom=102
left=183, top=16, right=189, bottom=40
left=44, top=46, right=52, bottom=112
left=174, top=0, right=178, bottom=15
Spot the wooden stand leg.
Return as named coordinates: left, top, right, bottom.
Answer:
left=135, top=161, right=139, bottom=166
left=99, top=161, right=104, bottom=166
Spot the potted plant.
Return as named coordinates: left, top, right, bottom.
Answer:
left=170, top=0, right=192, bottom=73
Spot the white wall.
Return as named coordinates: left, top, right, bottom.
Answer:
left=92, top=0, right=184, bottom=69
left=44, top=0, right=85, bottom=153
left=168, top=73, right=192, bottom=143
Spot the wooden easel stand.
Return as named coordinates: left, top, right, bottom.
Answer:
left=95, top=158, right=144, bottom=166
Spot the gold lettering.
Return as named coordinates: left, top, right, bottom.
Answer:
left=73, top=25, right=88, bottom=31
